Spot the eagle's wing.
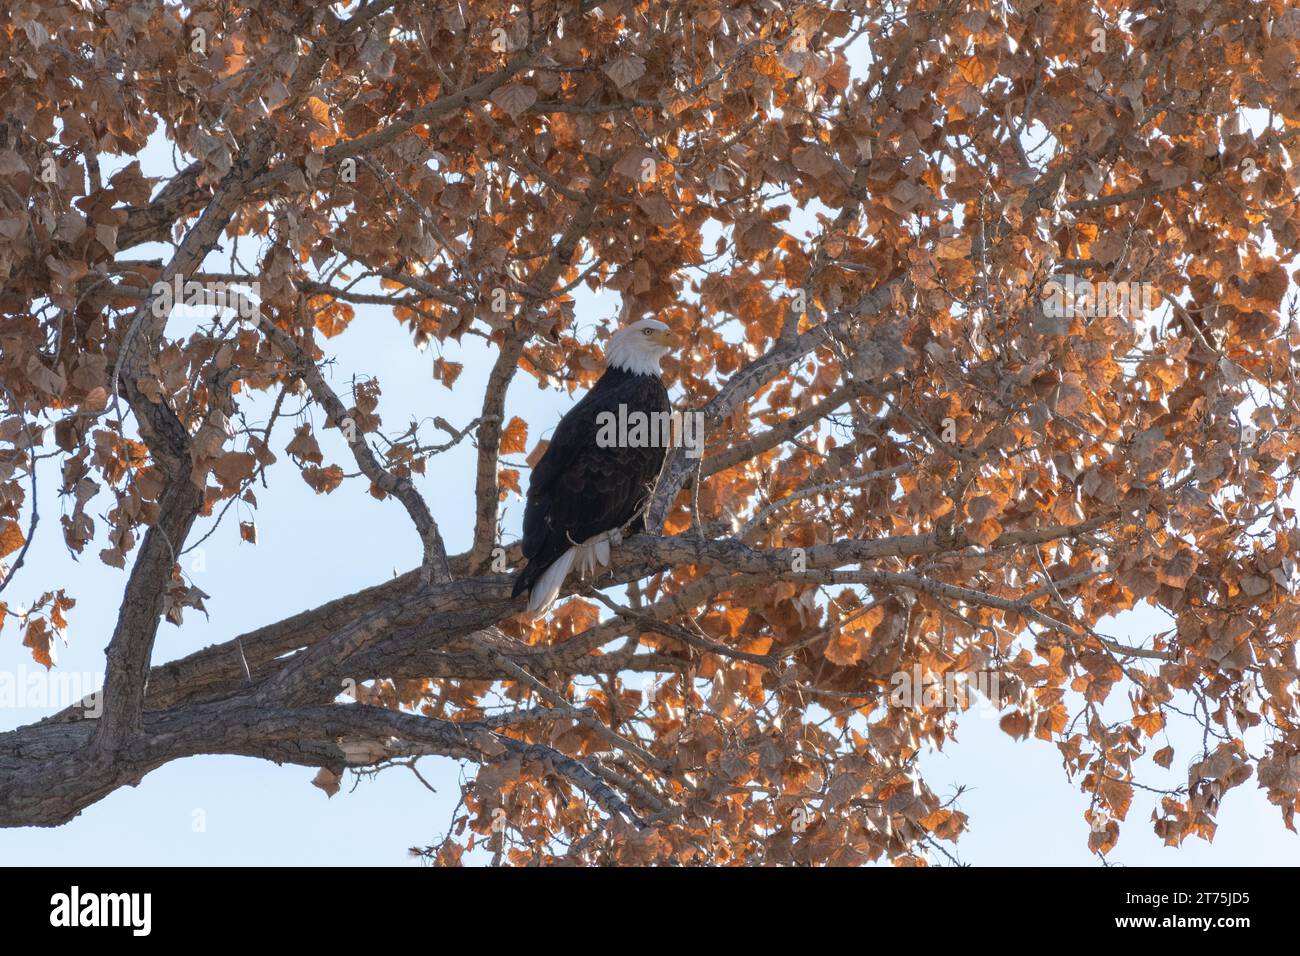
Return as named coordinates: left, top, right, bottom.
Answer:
left=516, top=376, right=668, bottom=594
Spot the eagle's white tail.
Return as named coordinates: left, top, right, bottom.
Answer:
left=528, top=547, right=576, bottom=614
left=527, top=532, right=618, bottom=615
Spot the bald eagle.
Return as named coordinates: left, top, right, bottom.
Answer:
left=512, top=319, right=677, bottom=613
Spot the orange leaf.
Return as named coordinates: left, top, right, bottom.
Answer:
left=999, top=711, right=1030, bottom=739
left=500, top=416, right=528, bottom=456
left=824, top=629, right=866, bottom=666
left=434, top=358, right=463, bottom=389
left=302, top=464, right=344, bottom=494
left=0, top=519, right=25, bottom=558
left=23, top=616, right=53, bottom=669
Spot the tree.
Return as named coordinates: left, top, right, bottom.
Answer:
left=2, top=0, right=1299, bottom=866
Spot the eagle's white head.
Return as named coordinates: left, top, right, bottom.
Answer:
left=605, top=318, right=677, bottom=376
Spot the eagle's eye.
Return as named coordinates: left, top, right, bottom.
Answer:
left=642, top=328, right=652, bottom=335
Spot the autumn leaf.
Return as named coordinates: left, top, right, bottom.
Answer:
left=791, top=143, right=835, bottom=178
left=433, top=358, right=463, bottom=389
left=1000, top=712, right=1030, bottom=740
left=213, top=452, right=257, bottom=493
left=824, top=628, right=867, bottom=666
left=23, top=617, right=53, bottom=669
left=301, top=465, right=344, bottom=495
left=285, top=426, right=323, bottom=465
left=490, top=83, right=537, bottom=120
left=1156, top=549, right=1198, bottom=589
left=311, top=768, right=341, bottom=798
left=500, top=416, right=528, bottom=456
left=0, top=519, right=25, bottom=558
left=602, top=54, right=646, bottom=88
left=525, top=439, right=550, bottom=469
left=498, top=468, right=521, bottom=499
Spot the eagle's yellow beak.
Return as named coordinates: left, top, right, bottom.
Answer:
left=650, top=328, right=677, bottom=348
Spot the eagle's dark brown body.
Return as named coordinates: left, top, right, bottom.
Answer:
left=512, top=366, right=670, bottom=605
